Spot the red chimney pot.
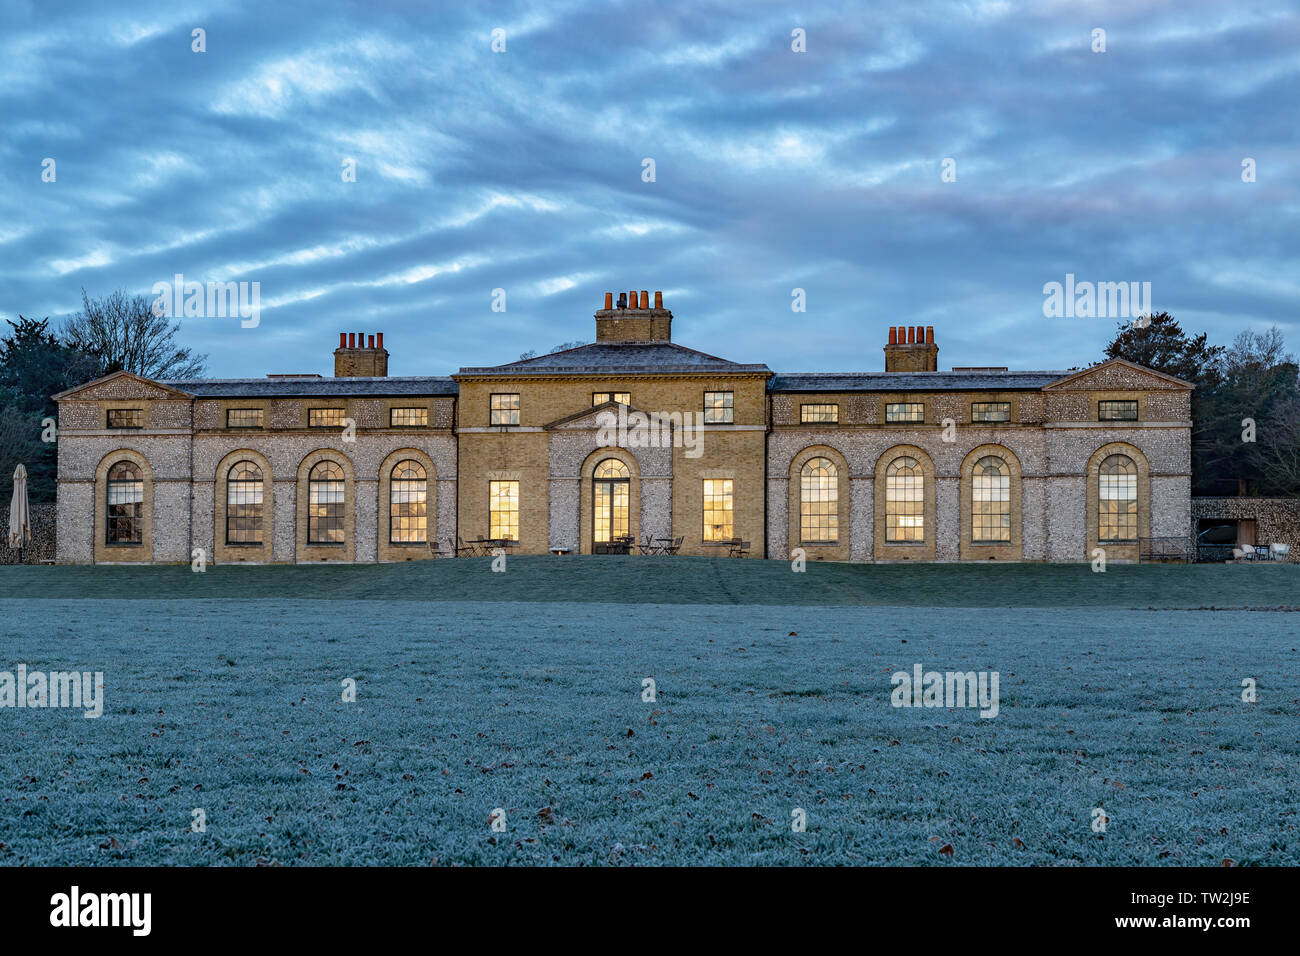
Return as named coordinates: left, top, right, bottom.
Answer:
left=339, top=332, right=347, bottom=348
left=907, top=326, right=915, bottom=344
left=654, top=291, right=662, bottom=309
left=377, top=332, right=383, bottom=350
left=888, top=327, right=897, bottom=345
left=925, top=326, right=934, bottom=344
left=348, top=333, right=355, bottom=348
left=604, top=292, right=613, bottom=309
left=368, top=334, right=375, bottom=349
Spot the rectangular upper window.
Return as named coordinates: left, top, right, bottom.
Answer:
left=800, top=403, right=839, bottom=423
left=308, top=408, right=345, bottom=428
left=390, top=407, right=428, bottom=427
left=593, top=392, right=631, bottom=406
left=490, top=393, right=520, bottom=426
left=885, top=402, right=924, bottom=423
left=1099, top=400, right=1139, bottom=421
left=971, top=402, right=1011, bottom=423
left=703, top=391, right=734, bottom=424
left=226, top=408, right=263, bottom=429
left=106, top=408, right=143, bottom=429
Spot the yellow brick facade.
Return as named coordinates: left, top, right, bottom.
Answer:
left=52, top=302, right=1194, bottom=565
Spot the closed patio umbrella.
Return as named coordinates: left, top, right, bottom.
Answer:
left=8, top=463, right=30, bottom=558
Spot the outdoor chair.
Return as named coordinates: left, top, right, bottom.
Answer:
left=728, top=540, right=751, bottom=558
left=1271, top=543, right=1290, bottom=561
left=664, top=536, right=683, bottom=555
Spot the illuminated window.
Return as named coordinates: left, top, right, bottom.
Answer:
left=490, top=394, right=520, bottom=426
left=1099, top=455, right=1137, bottom=542
left=800, top=457, right=838, bottom=542
left=885, top=456, right=924, bottom=542
left=971, top=456, right=1010, bottom=543
left=390, top=460, right=427, bottom=543
left=593, top=458, right=630, bottom=546
left=703, top=392, right=734, bottom=424
left=309, top=408, right=345, bottom=428
left=106, top=461, right=143, bottom=544
left=885, top=403, right=924, bottom=423
left=489, top=480, right=519, bottom=540
left=593, top=392, right=631, bottom=406
left=1098, top=400, right=1138, bottom=421
left=390, top=407, right=428, bottom=427
left=226, top=408, right=263, bottom=428
left=308, top=461, right=345, bottom=543
left=971, top=402, right=1010, bottom=423
left=107, top=409, right=143, bottom=428
left=226, top=461, right=264, bottom=544
left=800, top=404, right=838, bottom=423
left=703, top=479, right=734, bottom=541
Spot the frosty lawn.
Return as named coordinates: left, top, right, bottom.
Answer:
left=1, top=561, right=1297, bottom=865
left=1, top=556, right=1297, bottom=608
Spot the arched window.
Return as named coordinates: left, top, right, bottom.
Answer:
left=593, top=458, right=630, bottom=547
left=800, top=457, right=838, bottom=543
left=885, top=456, right=923, bottom=542
left=1099, top=454, right=1137, bottom=542
left=106, top=461, right=143, bottom=544
left=971, top=456, right=1010, bottom=543
left=308, top=461, right=345, bottom=544
left=226, top=461, right=264, bottom=544
left=390, top=460, right=427, bottom=543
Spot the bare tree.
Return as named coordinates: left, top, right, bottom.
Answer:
left=62, top=288, right=207, bottom=380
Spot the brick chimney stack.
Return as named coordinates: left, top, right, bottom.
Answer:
left=884, top=325, right=938, bottom=372
left=595, top=288, right=672, bottom=342
left=334, top=331, right=389, bottom=377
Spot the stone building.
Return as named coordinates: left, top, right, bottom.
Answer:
left=52, top=290, right=1193, bottom=564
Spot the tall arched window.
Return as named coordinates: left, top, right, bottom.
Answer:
left=1099, top=454, right=1137, bottom=542
left=593, top=458, right=630, bottom=548
left=800, top=457, right=838, bottom=543
left=106, top=461, right=143, bottom=544
left=390, top=460, right=427, bottom=543
left=885, top=456, right=923, bottom=542
left=308, top=461, right=345, bottom=543
left=226, top=460, right=264, bottom=544
left=971, top=456, right=1010, bottom=543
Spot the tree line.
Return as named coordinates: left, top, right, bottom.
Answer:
left=1, top=290, right=206, bottom=502
left=1103, top=312, right=1300, bottom=496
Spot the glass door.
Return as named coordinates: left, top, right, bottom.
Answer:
left=592, top=459, right=630, bottom=553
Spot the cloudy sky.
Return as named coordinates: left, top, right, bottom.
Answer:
left=2, top=0, right=1296, bottom=378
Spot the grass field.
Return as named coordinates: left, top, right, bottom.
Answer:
left=0, top=555, right=1297, bottom=608
left=1, top=558, right=1297, bottom=866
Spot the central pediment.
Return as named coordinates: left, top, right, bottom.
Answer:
left=546, top=400, right=649, bottom=431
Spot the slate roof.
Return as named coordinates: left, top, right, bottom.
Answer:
left=767, top=371, right=1070, bottom=392
left=457, top=341, right=770, bottom=376
left=159, top=376, right=459, bottom=397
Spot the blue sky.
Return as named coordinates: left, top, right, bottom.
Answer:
left=2, top=0, right=1296, bottom=377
